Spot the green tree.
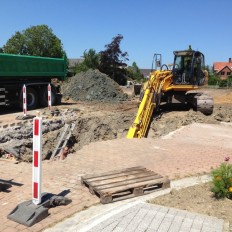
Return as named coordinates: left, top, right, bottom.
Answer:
left=3, top=32, right=26, bottom=54
left=3, top=25, right=65, bottom=58
left=127, top=62, right=144, bottom=82
left=75, top=49, right=100, bottom=73
left=99, top=34, right=129, bottom=85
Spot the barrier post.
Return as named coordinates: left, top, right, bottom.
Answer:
left=32, top=112, right=42, bottom=205
left=7, top=110, right=71, bottom=226
left=48, top=84, right=51, bottom=110
left=23, top=85, right=27, bottom=116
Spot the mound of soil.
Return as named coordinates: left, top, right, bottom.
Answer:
left=62, top=70, right=128, bottom=102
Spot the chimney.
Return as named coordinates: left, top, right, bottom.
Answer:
left=229, top=58, right=232, bottom=63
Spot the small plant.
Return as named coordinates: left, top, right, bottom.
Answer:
left=211, top=157, right=232, bottom=199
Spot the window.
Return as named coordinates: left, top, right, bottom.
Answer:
left=174, top=56, right=182, bottom=70
left=221, top=71, right=225, bottom=75
left=227, top=72, right=231, bottom=75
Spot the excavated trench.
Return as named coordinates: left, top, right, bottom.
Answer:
left=0, top=108, right=133, bottom=161
left=1, top=102, right=232, bottom=162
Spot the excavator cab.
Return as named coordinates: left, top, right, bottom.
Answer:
left=172, top=50, right=205, bottom=86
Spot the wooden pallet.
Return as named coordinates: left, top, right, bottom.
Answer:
left=81, top=166, right=170, bottom=204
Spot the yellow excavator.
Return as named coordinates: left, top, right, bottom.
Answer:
left=127, top=47, right=214, bottom=138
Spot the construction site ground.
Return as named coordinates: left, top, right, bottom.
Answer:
left=0, top=87, right=232, bottom=231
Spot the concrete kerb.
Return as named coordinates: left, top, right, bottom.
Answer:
left=44, top=174, right=215, bottom=232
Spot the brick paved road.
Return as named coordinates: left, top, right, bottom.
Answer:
left=0, top=123, right=232, bottom=231
left=78, top=202, right=224, bottom=232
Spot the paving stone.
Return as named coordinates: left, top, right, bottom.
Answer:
left=168, top=224, right=182, bottom=232
left=1, top=123, right=230, bottom=231
left=75, top=203, right=224, bottom=232
left=192, top=219, right=204, bottom=230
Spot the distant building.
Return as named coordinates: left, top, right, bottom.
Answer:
left=213, top=58, right=232, bottom=79
left=68, top=58, right=83, bottom=68
left=68, top=58, right=84, bottom=76
left=140, top=69, right=151, bottom=79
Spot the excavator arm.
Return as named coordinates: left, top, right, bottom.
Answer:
left=127, top=70, right=172, bottom=138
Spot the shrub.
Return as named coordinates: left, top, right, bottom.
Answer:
left=208, top=75, right=218, bottom=85
left=228, top=76, right=232, bottom=87
left=219, top=79, right=228, bottom=87
left=211, top=158, right=232, bottom=199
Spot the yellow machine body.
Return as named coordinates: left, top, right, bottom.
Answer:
left=127, top=49, right=212, bottom=139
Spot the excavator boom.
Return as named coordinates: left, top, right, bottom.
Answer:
left=127, top=70, right=172, bottom=138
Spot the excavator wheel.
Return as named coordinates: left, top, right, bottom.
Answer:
left=194, top=94, right=214, bottom=115
left=186, top=92, right=213, bottom=115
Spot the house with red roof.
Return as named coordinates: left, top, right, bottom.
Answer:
left=213, top=58, right=232, bottom=79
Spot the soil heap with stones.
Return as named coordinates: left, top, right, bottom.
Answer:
left=62, top=70, right=128, bottom=102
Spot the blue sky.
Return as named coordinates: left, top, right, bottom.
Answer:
left=1, top=0, right=231, bottom=68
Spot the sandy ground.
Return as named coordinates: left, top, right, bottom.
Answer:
left=149, top=182, right=232, bottom=226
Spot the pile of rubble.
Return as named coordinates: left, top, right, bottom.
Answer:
left=0, top=118, right=65, bottom=162
left=61, top=70, right=128, bottom=102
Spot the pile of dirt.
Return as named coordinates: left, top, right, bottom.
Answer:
left=61, top=70, right=128, bottom=102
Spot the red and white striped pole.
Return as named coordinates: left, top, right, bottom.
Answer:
left=48, top=84, right=51, bottom=110
left=32, top=113, right=42, bottom=205
left=23, top=85, right=27, bottom=116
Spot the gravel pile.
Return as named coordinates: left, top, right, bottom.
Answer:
left=61, top=70, right=128, bottom=102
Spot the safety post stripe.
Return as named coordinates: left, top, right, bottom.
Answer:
left=34, top=119, right=39, bottom=136
left=23, top=85, right=27, bottom=116
left=33, top=182, right=38, bottom=198
left=34, top=151, right=38, bottom=167
left=48, top=84, right=51, bottom=110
